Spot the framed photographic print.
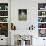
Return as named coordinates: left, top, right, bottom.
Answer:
left=18, top=9, right=27, bottom=21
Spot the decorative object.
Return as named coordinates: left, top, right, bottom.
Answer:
left=19, top=35, right=32, bottom=45
left=18, top=9, right=27, bottom=21
left=42, top=12, right=45, bottom=15
left=15, top=35, right=32, bottom=46
left=11, top=23, right=16, bottom=30
left=5, top=6, right=8, bottom=10
left=38, top=17, right=46, bottom=22
left=21, top=40, right=25, bottom=46
left=38, top=11, right=46, bottom=16
left=38, top=3, right=46, bottom=10
left=29, top=25, right=35, bottom=30
left=39, top=29, right=46, bottom=37
left=38, top=23, right=46, bottom=28
left=0, top=11, right=8, bottom=16
left=0, top=17, right=8, bottom=22
left=0, top=3, right=8, bottom=10
left=0, top=23, right=8, bottom=37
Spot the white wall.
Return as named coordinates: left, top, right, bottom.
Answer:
left=11, top=0, right=38, bottom=30
left=11, top=0, right=46, bottom=46
left=11, top=0, right=46, bottom=30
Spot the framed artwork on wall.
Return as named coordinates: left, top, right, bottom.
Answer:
left=18, top=9, right=27, bottom=21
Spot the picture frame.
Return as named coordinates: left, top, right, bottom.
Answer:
left=18, top=9, right=27, bottom=21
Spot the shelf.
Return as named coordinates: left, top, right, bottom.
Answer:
left=38, top=16, right=46, bottom=17
left=0, top=10, right=8, bottom=11
left=38, top=22, right=46, bottom=23
left=0, top=16, right=8, bottom=17
left=0, top=22, right=8, bottom=23
left=38, top=28, right=46, bottom=29
left=38, top=10, right=46, bottom=11
left=0, top=3, right=8, bottom=37
left=38, top=3, right=46, bottom=37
